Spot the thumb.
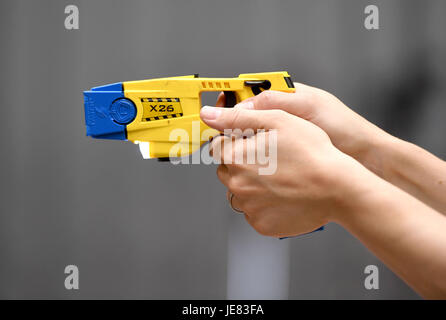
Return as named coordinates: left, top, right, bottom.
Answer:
left=200, top=106, right=282, bottom=132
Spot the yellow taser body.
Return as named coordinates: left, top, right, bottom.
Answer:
left=84, top=72, right=295, bottom=158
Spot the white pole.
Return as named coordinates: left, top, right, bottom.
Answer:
left=226, top=214, right=290, bottom=299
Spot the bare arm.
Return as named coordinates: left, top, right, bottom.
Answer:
left=335, top=159, right=446, bottom=298
left=361, top=135, right=446, bottom=214
left=231, top=86, right=446, bottom=214
left=201, top=104, right=446, bottom=298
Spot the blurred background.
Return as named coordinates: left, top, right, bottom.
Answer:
left=1, top=0, right=445, bottom=299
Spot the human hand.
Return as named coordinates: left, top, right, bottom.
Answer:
left=200, top=105, right=367, bottom=237
left=206, top=89, right=446, bottom=298
left=215, top=84, right=392, bottom=176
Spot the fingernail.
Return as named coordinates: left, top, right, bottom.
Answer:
left=235, top=101, right=254, bottom=109
left=200, top=106, right=222, bottom=121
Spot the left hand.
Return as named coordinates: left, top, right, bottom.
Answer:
left=200, top=102, right=362, bottom=238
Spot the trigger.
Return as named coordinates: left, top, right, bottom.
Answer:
left=224, top=91, right=237, bottom=108
left=244, top=80, right=272, bottom=95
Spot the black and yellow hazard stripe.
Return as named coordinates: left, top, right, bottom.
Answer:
left=141, top=97, right=183, bottom=121
left=144, top=113, right=184, bottom=121
left=140, top=98, right=181, bottom=103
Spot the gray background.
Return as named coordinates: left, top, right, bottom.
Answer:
left=1, top=0, right=445, bottom=299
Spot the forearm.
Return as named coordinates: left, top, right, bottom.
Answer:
left=333, top=162, right=446, bottom=298
left=358, top=133, right=446, bottom=214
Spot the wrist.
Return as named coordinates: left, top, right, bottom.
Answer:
left=352, top=128, right=398, bottom=180
left=326, top=153, right=389, bottom=224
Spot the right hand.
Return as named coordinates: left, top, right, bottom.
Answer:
left=217, top=84, right=393, bottom=176
left=200, top=104, right=368, bottom=238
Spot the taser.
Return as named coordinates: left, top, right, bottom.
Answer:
left=83, top=71, right=324, bottom=236
left=83, top=72, right=296, bottom=159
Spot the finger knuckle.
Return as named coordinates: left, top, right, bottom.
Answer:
left=301, top=89, right=319, bottom=105
left=210, top=135, right=224, bottom=148
left=216, top=165, right=227, bottom=183
left=267, top=109, right=288, bottom=123
left=222, top=147, right=234, bottom=164
left=231, top=142, right=246, bottom=163
left=257, top=90, right=275, bottom=106
left=227, top=108, right=242, bottom=130
left=227, top=176, right=243, bottom=194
